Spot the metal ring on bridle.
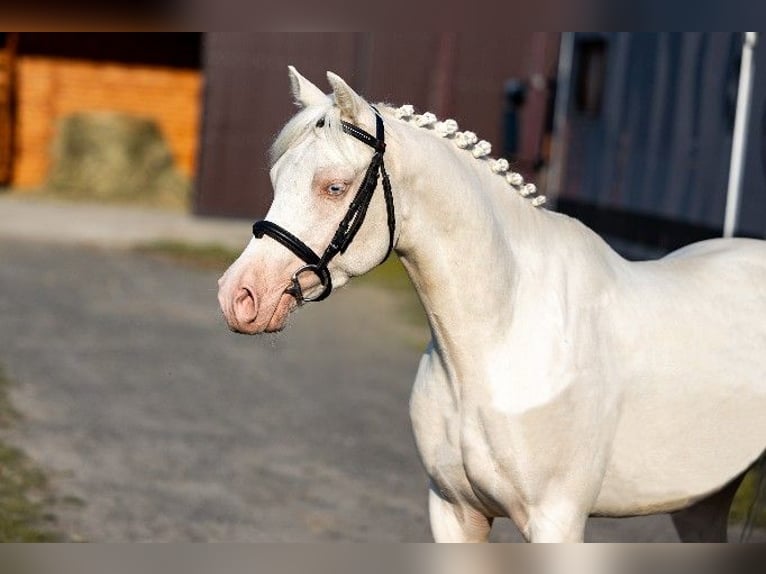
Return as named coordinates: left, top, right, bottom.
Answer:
left=286, top=264, right=333, bottom=305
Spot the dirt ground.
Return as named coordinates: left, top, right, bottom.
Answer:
left=0, top=238, right=706, bottom=541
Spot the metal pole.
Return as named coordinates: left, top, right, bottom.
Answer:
left=546, top=32, right=575, bottom=207
left=723, top=32, right=758, bottom=238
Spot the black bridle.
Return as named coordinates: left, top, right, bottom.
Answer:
left=252, top=106, right=395, bottom=304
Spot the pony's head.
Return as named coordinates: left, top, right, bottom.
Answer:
left=218, top=67, right=398, bottom=334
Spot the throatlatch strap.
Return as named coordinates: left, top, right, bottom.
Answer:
left=381, top=164, right=395, bottom=260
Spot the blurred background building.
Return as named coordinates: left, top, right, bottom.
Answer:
left=0, top=32, right=764, bottom=257
left=556, top=32, right=766, bottom=255
left=0, top=33, right=201, bottom=189
left=195, top=33, right=559, bottom=218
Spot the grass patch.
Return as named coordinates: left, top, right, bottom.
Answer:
left=0, top=367, right=60, bottom=541
left=136, top=239, right=422, bottom=312
left=0, top=367, right=19, bottom=428
left=136, top=240, right=239, bottom=271
left=357, top=254, right=428, bottom=332
left=27, top=186, right=190, bottom=212
left=358, top=253, right=416, bottom=292
left=730, top=463, right=766, bottom=529
left=137, top=240, right=430, bottom=341
left=0, top=444, right=58, bottom=541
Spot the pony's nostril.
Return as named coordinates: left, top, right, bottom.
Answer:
left=233, top=286, right=258, bottom=324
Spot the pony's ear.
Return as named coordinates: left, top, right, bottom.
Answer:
left=327, top=71, right=366, bottom=120
left=288, top=65, right=327, bottom=108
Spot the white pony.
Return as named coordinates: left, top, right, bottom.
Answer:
left=218, top=67, right=766, bottom=542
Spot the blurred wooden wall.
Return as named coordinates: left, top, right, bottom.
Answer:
left=7, top=33, right=202, bottom=190
left=195, top=33, right=560, bottom=218
left=0, top=33, right=17, bottom=186
left=14, top=57, right=200, bottom=188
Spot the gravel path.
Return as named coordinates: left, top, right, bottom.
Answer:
left=0, top=238, right=697, bottom=541
left=0, top=240, right=431, bottom=541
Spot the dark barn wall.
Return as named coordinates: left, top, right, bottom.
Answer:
left=555, top=32, right=766, bottom=254
left=195, top=33, right=559, bottom=219
left=17, top=32, right=202, bottom=69
left=195, top=34, right=357, bottom=218
left=559, top=33, right=740, bottom=230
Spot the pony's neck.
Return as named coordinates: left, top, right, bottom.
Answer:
left=383, top=110, right=602, bottom=373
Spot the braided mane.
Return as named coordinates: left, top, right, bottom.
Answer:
left=271, top=99, right=547, bottom=209
left=389, top=104, right=547, bottom=208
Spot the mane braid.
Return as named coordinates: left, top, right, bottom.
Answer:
left=389, top=104, right=547, bottom=208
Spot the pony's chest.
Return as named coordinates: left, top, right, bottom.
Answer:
left=410, top=366, right=526, bottom=516
left=409, top=377, right=470, bottom=498
left=412, top=395, right=528, bottom=518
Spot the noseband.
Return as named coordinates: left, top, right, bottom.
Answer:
left=252, top=106, right=395, bottom=304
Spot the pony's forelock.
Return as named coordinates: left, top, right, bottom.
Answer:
left=270, top=103, right=364, bottom=168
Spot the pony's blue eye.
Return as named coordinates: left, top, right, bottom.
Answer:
left=327, top=183, right=346, bottom=196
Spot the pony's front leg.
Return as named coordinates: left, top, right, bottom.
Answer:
left=525, top=502, right=588, bottom=542
left=429, top=485, right=493, bottom=542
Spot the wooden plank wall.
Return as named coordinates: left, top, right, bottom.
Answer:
left=0, top=34, right=17, bottom=186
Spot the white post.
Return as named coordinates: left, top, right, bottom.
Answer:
left=546, top=32, right=575, bottom=207
left=723, top=32, right=758, bottom=238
